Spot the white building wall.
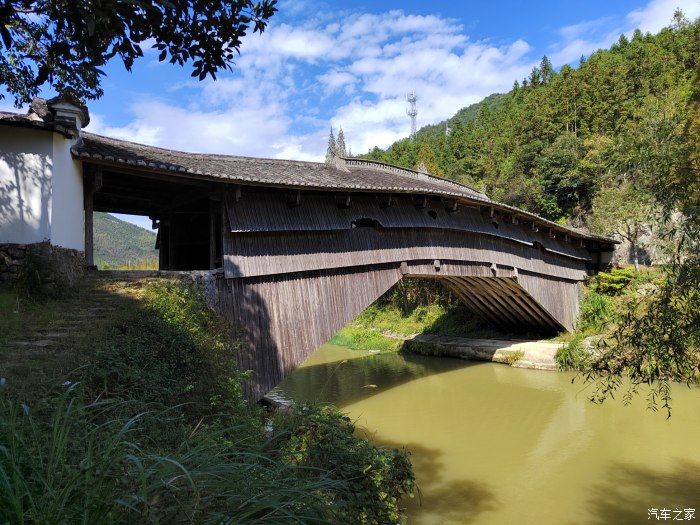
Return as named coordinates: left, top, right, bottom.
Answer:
left=0, top=126, right=84, bottom=251
left=0, top=127, right=54, bottom=244
left=51, top=133, right=84, bottom=250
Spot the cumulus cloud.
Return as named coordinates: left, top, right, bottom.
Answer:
left=92, top=9, right=537, bottom=160
left=551, top=0, right=699, bottom=65
left=91, top=0, right=696, bottom=162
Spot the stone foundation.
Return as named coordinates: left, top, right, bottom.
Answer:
left=0, top=241, right=85, bottom=293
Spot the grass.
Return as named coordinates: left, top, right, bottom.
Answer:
left=554, top=266, right=664, bottom=369
left=100, top=257, right=159, bottom=270
left=504, top=350, right=525, bottom=365
left=328, top=280, right=528, bottom=353
left=0, top=278, right=415, bottom=523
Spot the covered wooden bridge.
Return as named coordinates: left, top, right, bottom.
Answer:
left=73, top=133, right=615, bottom=400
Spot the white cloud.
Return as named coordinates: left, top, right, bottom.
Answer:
left=90, top=8, right=538, bottom=161
left=551, top=0, right=700, bottom=65
left=627, top=0, right=700, bottom=32
left=92, top=0, right=697, bottom=163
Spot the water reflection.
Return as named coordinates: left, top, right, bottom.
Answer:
left=275, top=345, right=700, bottom=525
left=270, top=344, right=474, bottom=406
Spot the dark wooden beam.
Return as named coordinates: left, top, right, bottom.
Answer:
left=83, top=168, right=102, bottom=268
left=209, top=199, right=217, bottom=270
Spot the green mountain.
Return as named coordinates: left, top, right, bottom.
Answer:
left=94, top=212, right=158, bottom=269
left=361, top=16, right=699, bottom=227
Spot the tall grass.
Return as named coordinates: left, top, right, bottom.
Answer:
left=0, top=390, right=345, bottom=524
left=1, top=280, right=415, bottom=523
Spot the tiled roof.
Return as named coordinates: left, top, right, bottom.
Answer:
left=0, top=110, right=614, bottom=243
left=71, top=133, right=614, bottom=242
left=0, top=110, right=76, bottom=136
left=71, top=132, right=490, bottom=201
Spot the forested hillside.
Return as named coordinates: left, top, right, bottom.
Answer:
left=94, top=212, right=158, bottom=269
left=362, top=13, right=699, bottom=411
left=363, top=14, right=699, bottom=234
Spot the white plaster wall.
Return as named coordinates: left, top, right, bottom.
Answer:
left=0, top=127, right=54, bottom=244
left=51, top=133, right=84, bottom=250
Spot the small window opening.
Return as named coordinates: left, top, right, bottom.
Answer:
left=351, top=217, right=382, bottom=228
left=427, top=210, right=438, bottom=219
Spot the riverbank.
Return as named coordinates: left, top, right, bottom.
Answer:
left=403, top=335, right=563, bottom=370
left=328, top=270, right=663, bottom=374
left=0, top=277, right=414, bottom=523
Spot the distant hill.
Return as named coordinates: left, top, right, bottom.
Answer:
left=94, top=212, right=158, bottom=269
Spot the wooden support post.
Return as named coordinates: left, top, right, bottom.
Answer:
left=168, top=211, right=175, bottom=270
left=83, top=169, right=101, bottom=269
left=158, top=224, right=166, bottom=270
left=84, top=183, right=94, bottom=268
left=209, top=199, right=217, bottom=270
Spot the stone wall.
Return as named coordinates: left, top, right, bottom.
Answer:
left=0, top=241, right=85, bottom=294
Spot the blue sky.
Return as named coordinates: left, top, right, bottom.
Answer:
left=4, top=0, right=698, bottom=230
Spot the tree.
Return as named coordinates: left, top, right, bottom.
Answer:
left=589, top=181, right=654, bottom=270
left=325, top=127, right=337, bottom=164
left=336, top=127, right=347, bottom=157
left=539, top=55, right=554, bottom=84
left=0, top=0, right=277, bottom=105
left=415, top=142, right=443, bottom=177
left=584, top=71, right=700, bottom=416
left=533, top=132, right=585, bottom=219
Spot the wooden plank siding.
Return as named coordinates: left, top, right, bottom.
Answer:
left=212, top=263, right=580, bottom=401
left=224, top=228, right=587, bottom=281
left=212, top=191, right=590, bottom=401
left=226, top=193, right=590, bottom=260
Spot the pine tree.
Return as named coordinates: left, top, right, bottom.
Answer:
left=325, top=126, right=337, bottom=164
left=415, top=142, right=444, bottom=177
left=539, top=55, right=554, bottom=84
left=336, top=127, right=347, bottom=157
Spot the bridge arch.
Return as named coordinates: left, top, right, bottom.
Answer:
left=68, top=133, right=615, bottom=401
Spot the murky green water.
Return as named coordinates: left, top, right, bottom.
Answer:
left=273, top=344, right=700, bottom=524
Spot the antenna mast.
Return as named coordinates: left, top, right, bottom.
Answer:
left=406, top=90, right=417, bottom=138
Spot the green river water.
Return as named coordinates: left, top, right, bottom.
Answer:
left=272, top=344, right=700, bottom=525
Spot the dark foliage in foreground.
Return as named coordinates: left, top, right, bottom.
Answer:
left=0, top=0, right=277, bottom=105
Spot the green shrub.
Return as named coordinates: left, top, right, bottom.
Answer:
left=275, top=405, right=415, bottom=524
left=555, top=339, right=591, bottom=371
left=592, top=267, right=637, bottom=295
left=0, top=390, right=345, bottom=524
left=504, top=350, right=525, bottom=365
left=578, top=290, right=614, bottom=333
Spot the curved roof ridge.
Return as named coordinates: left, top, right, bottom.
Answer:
left=81, top=131, right=327, bottom=168
left=343, top=157, right=489, bottom=200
